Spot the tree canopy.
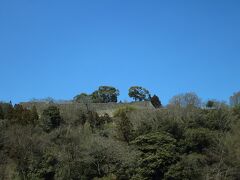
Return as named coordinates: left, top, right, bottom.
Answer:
left=74, top=86, right=120, bottom=104
left=128, top=86, right=150, bottom=101
left=92, top=86, right=120, bottom=103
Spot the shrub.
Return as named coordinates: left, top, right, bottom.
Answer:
left=164, top=153, right=206, bottom=180
left=116, top=112, right=133, bottom=143
left=113, top=106, right=136, bottom=118
left=183, top=128, right=215, bottom=153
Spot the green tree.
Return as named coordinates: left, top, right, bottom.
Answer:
left=115, top=109, right=133, bottom=143
left=217, top=121, right=240, bottom=179
left=92, top=86, right=120, bottom=103
left=150, top=95, right=162, bottom=108
left=0, top=106, right=3, bottom=119
left=206, top=100, right=215, bottom=108
left=184, top=128, right=215, bottom=153
left=41, top=106, right=62, bottom=132
left=5, top=125, right=58, bottom=180
left=128, top=86, right=150, bottom=101
left=204, top=109, right=231, bottom=131
left=30, top=106, right=39, bottom=124
left=132, top=132, right=177, bottom=180
left=205, top=100, right=227, bottom=109
left=164, top=153, right=206, bottom=180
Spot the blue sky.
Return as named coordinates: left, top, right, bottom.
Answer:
left=0, top=0, right=240, bottom=105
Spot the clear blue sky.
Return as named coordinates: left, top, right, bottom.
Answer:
left=0, top=0, right=240, bottom=105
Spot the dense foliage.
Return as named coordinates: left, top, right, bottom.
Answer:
left=74, top=86, right=120, bottom=104
left=150, top=95, right=162, bottom=108
left=0, top=91, right=240, bottom=180
left=128, top=86, right=150, bottom=101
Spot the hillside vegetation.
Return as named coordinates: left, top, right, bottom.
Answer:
left=0, top=86, right=240, bottom=180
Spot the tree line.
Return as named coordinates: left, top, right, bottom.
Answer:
left=0, top=89, right=240, bottom=179
left=73, top=86, right=153, bottom=103
left=73, top=85, right=240, bottom=108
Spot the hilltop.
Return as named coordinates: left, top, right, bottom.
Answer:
left=0, top=90, right=240, bottom=179
left=20, top=101, right=154, bottom=117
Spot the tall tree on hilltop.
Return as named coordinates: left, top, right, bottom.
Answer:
left=169, top=92, right=201, bottom=108
left=92, top=86, right=120, bottom=103
left=128, top=86, right=150, bottom=101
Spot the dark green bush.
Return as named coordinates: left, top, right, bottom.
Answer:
left=132, top=132, right=177, bottom=180
left=41, top=106, right=62, bottom=132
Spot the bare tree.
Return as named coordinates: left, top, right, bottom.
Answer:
left=169, top=92, right=201, bottom=108
left=230, top=91, right=240, bottom=106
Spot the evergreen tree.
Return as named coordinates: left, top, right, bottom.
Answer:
left=0, top=105, right=4, bottom=119
left=206, top=100, right=214, bottom=108
left=41, top=106, right=62, bottom=132
left=151, top=95, right=162, bottom=108
left=30, top=106, right=39, bottom=124
left=116, top=111, right=133, bottom=143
